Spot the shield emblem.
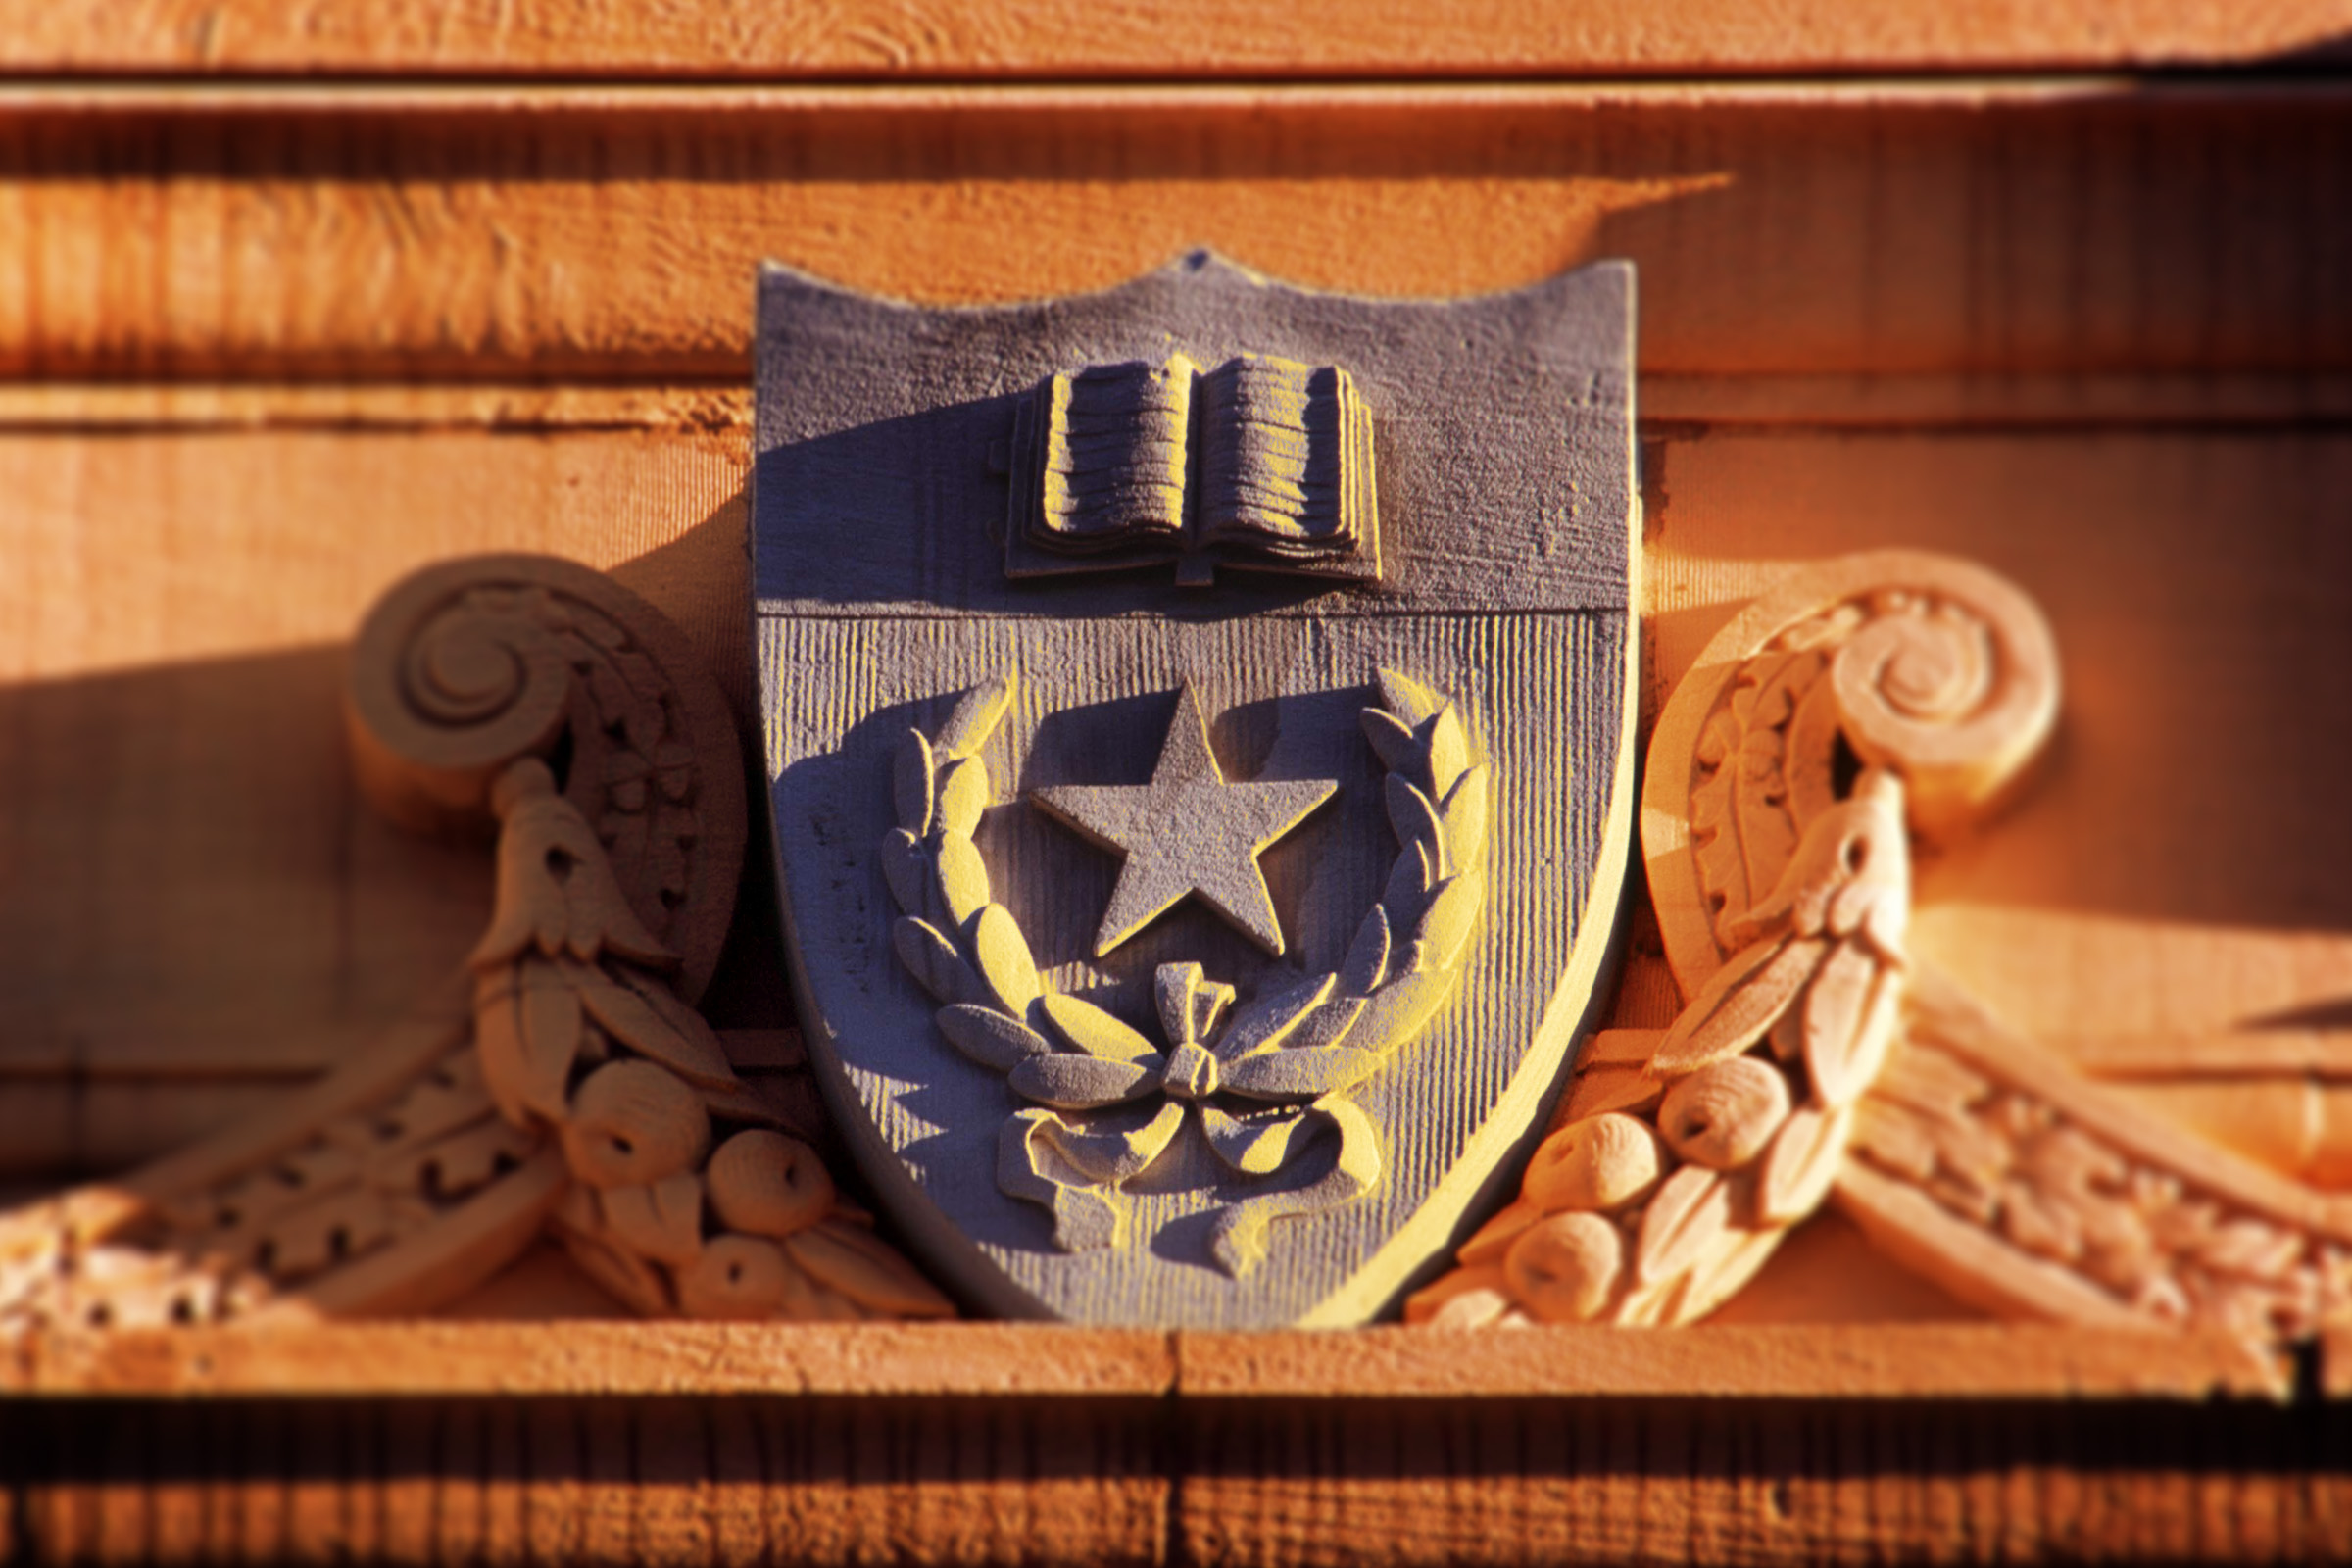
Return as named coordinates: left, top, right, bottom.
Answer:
left=753, top=253, right=1638, bottom=1326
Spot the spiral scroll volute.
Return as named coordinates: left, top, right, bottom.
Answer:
left=346, top=559, right=582, bottom=838
left=1823, top=558, right=2059, bottom=843
left=344, top=553, right=747, bottom=1003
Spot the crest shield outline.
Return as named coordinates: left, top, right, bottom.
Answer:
left=753, top=253, right=1639, bottom=1326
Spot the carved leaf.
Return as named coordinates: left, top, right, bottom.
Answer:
left=1426, top=704, right=1471, bottom=802
left=936, top=1004, right=1054, bottom=1071
left=970, top=905, right=1041, bottom=1017
left=893, top=728, right=935, bottom=837
left=1414, top=872, right=1484, bottom=973
left=554, top=1208, right=675, bottom=1317
left=932, top=831, right=992, bottom=926
left=1456, top=1199, right=1544, bottom=1267
left=1284, top=996, right=1370, bottom=1055
left=1353, top=968, right=1455, bottom=1054
left=1340, top=905, right=1392, bottom=997
left=936, top=669, right=1018, bottom=760
left=768, top=1246, right=870, bottom=1322
left=893, top=916, right=981, bottom=1005
left=1214, top=972, right=1339, bottom=1062
left=784, top=1219, right=956, bottom=1318
left=1039, top=992, right=1161, bottom=1065
left=1564, top=1065, right=1667, bottom=1122
left=581, top=961, right=741, bottom=1091
left=1441, top=765, right=1490, bottom=873
left=1218, top=1044, right=1385, bottom=1101
left=935, top=757, right=991, bottom=840
left=1635, top=1164, right=1731, bottom=1288
left=1008, top=1054, right=1160, bottom=1110
left=472, top=957, right=581, bottom=1127
left=1650, top=936, right=1825, bottom=1077
left=1386, top=775, right=1448, bottom=879
left=598, top=1171, right=706, bottom=1266
left=1403, top=1263, right=1513, bottom=1326
left=1427, top=1285, right=1514, bottom=1330
left=1359, top=707, right=1419, bottom=775
left=1200, top=1105, right=1308, bottom=1176
left=879, top=828, right=930, bottom=917
left=1378, top=668, right=1446, bottom=729
left=1755, top=1103, right=1852, bottom=1226
left=1798, top=939, right=1886, bottom=1108
left=1380, top=840, right=1435, bottom=931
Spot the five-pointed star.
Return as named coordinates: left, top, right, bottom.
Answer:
left=1030, top=685, right=1338, bottom=957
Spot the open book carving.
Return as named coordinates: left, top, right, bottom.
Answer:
left=1004, top=354, right=1381, bottom=587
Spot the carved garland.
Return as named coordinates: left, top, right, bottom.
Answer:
left=884, top=668, right=1488, bottom=1276
left=0, top=557, right=951, bottom=1328
left=1410, top=557, right=2058, bottom=1328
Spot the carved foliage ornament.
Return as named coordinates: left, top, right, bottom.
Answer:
left=0, top=557, right=949, bottom=1330
left=1412, top=551, right=2352, bottom=1346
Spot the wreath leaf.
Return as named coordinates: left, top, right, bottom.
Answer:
left=1340, top=904, right=1392, bottom=997
left=893, top=729, right=935, bottom=837
left=970, top=904, right=1042, bottom=1017
left=937, top=1004, right=1054, bottom=1070
left=1377, top=668, right=1446, bottom=729
left=1359, top=707, right=1420, bottom=776
left=1039, top=992, right=1161, bottom=1065
left=1219, top=1044, right=1386, bottom=1100
left=932, top=830, right=991, bottom=927
left=879, top=828, right=930, bottom=917
left=935, top=757, right=991, bottom=840
left=1215, top=972, right=1339, bottom=1062
left=1351, top=967, right=1454, bottom=1057
left=1415, top=872, right=1484, bottom=973
left=936, top=669, right=1018, bottom=760
left=1426, top=704, right=1470, bottom=802
left=1009, top=1054, right=1162, bottom=1110
left=893, top=916, right=981, bottom=1005
left=1386, top=775, right=1447, bottom=879
left=1380, top=840, right=1435, bottom=932
left=1442, top=764, right=1490, bottom=874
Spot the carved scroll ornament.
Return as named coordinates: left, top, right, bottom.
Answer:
left=1411, top=551, right=2352, bottom=1343
left=0, top=556, right=950, bottom=1329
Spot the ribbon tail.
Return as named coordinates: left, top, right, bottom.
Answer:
left=998, top=1103, right=1185, bottom=1254
left=1209, top=1095, right=1383, bottom=1279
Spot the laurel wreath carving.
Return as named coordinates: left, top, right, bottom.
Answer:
left=883, top=668, right=1488, bottom=1277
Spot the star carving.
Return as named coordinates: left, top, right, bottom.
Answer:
left=1030, top=685, right=1338, bottom=957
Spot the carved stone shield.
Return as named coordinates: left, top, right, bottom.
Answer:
left=753, top=254, right=1638, bottom=1325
